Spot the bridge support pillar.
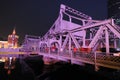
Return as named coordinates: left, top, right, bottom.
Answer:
left=43, top=56, right=58, bottom=65
left=95, top=65, right=99, bottom=71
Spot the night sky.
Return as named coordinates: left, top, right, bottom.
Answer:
left=0, top=0, right=107, bottom=44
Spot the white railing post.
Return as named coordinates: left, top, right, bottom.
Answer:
left=94, top=52, right=99, bottom=71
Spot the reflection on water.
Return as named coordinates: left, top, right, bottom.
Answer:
left=0, top=55, right=120, bottom=80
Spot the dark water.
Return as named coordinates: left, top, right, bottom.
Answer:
left=0, top=56, right=120, bottom=80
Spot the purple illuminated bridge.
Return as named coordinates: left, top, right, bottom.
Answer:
left=1, top=4, right=120, bottom=71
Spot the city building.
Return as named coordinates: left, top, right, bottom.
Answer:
left=8, top=28, right=19, bottom=48
left=108, top=0, right=120, bottom=25
left=0, top=41, right=8, bottom=48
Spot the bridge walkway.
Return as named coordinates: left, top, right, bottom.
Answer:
left=38, top=51, right=120, bottom=70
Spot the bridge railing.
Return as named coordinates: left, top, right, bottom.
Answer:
left=38, top=49, right=120, bottom=70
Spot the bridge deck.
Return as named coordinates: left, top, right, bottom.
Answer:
left=0, top=51, right=119, bottom=70
left=38, top=52, right=120, bottom=70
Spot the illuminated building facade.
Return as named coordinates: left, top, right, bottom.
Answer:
left=108, top=0, right=120, bottom=25
left=8, top=28, right=19, bottom=48
left=0, top=41, right=8, bottom=48
left=108, top=0, right=120, bottom=47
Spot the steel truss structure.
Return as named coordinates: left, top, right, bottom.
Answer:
left=22, top=4, right=120, bottom=70
left=37, top=4, right=120, bottom=54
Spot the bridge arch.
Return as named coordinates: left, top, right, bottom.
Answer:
left=50, top=40, right=60, bottom=53
left=39, top=42, right=49, bottom=53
